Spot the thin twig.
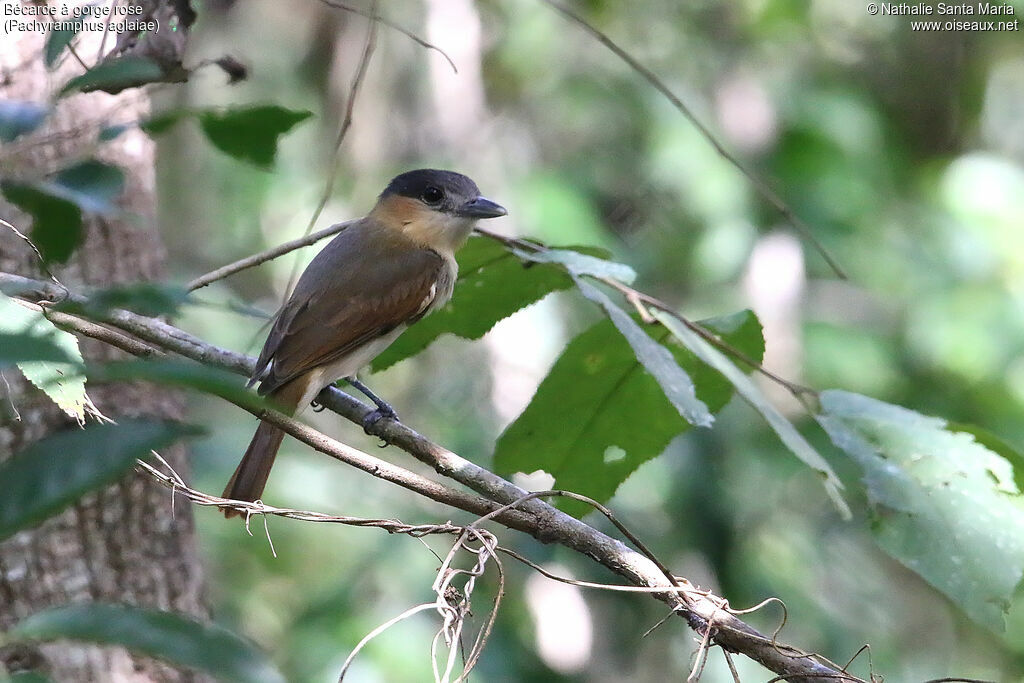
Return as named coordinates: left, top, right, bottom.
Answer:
left=0, top=218, right=67, bottom=297
left=538, top=0, right=847, bottom=279
left=282, top=2, right=378, bottom=300
left=338, top=603, right=437, bottom=681
left=316, top=0, right=458, bottom=73
left=186, top=220, right=355, bottom=291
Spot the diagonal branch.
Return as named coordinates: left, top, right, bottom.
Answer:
left=1, top=270, right=858, bottom=683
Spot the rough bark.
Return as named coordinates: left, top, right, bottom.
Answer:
left=0, top=12, right=209, bottom=683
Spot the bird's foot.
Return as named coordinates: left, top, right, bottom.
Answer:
left=310, top=400, right=326, bottom=412
left=361, top=404, right=398, bottom=443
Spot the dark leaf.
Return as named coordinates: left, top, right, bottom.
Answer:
left=495, top=311, right=764, bottom=517
left=0, top=100, right=49, bottom=142
left=49, top=160, right=125, bottom=214
left=0, top=182, right=82, bottom=263
left=197, top=106, right=313, bottom=169
left=44, top=20, right=84, bottom=68
left=10, top=603, right=284, bottom=683
left=139, top=109, right=188, bottom=135
left=0, top=420, right=200, bottom=541
left=1, top=160, right=123, bottom=263
left=58, top=57, right=164, bottom=97
left=818, top=390, right=1024, bottom=629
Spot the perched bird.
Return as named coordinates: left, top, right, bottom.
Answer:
left=222, top=169, right=506, bottom=516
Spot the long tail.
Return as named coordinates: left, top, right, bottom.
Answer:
left=221, top=377, right=307, bottom=518
left=221, top=421, right=287, bottom=518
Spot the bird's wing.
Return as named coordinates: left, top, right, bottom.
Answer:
left=253, top=222, right=446, bottom=395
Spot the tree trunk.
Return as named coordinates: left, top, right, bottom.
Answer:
left=0, top=12, right=209, bottom=683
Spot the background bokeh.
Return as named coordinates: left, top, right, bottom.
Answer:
left=153, top=1, right=1024, bottom=680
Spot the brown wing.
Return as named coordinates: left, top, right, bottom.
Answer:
left=252, top=219, right=446, bottom=395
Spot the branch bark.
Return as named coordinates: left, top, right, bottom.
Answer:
left=1, top=271, right=858, bottom=683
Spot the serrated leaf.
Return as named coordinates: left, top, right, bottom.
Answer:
left=654, top=310, right=848, bottom=518
left=575, top=277, right=712, bottom=427
left=515, top=247, right=636, bottom=283
left=0, top=294, right=90, bottom=422
left=817, top=390, right=1024, bottom=629
left=197, top=106, right=313, bottom=169
left=9, top=603, right=284, bottom=683
left=1, top=182, right=82, bottom=263
left=0, top=295, right=80, bottom=366
left=495, top=310, right=764, bottom=517
left=0, top=100, right=49, bottom=142
left=371, top=236, right=578, bottom=371
left=44, top=20, right=84, bottom=68
left=58, top=56, right=163, bottom=97
left=0, top=420, right=200, bottom=540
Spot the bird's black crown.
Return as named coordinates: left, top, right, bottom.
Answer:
left=381, top=169, right=482, bottom=213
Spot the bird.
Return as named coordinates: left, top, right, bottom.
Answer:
left=221, top=169, right=506, bottom=517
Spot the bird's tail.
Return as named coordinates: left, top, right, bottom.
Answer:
left=221, top=377, right=307, bottom=518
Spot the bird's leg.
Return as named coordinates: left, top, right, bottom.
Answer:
left=347, top=376, right=399, bottom=435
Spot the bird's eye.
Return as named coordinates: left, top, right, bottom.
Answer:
left=421, top=186, right=444, bottom=205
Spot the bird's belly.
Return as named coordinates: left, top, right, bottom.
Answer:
left=295, top=326, right=407, bottom=411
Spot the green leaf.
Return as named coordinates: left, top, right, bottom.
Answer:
left=0, top=182, right=82, bottom=263
left=818, top=390, right=1024, bottom=629
left=44, top=20, right=84, bottom=68
left=0, top=295, right=80, bottom=366
left=495, top=310, right=764, bottom=517
left=58, top=57, right=163, bottom=97
left=197, top=106, right=313, bottom=169
left=0, top=294, right=90, bottom=422
left=515, top=247, right=637, bottom=283
left=0, top=420, right=199, bottom=540
left=9, top=603, right=284, bottom=683
left=654, top=310, right=849, bottom=518
left=49, top=160, right=125, bottom=214
left=89, top=359, right=268, bottom=412
left=371, top=236, right=579, bottom=371
left=139, top=109, right=188, bottom=135
left=57, top=282, right=191, bottom=318
left=0, top=100, right=49, bottom=142
left=575, top=277, right=712, bottom=427
left=0, top=160, right=124, bottom=263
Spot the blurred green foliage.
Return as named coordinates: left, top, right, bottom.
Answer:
left=134, top=0, right=1024, bottom=680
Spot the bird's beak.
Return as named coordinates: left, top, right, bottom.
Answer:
left=456, top=196, right=507, bottom=219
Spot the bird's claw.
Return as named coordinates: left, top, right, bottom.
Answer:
left=310, top=400, right=325, bottom=412
left=362, top=406, right=398, bottom=442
